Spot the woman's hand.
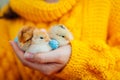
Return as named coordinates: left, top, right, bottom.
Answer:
left=10, top=41, right=71, bottom=75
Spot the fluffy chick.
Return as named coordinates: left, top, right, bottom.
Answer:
left=26, top=28, right=52, bottom=53
left=49, top=24, right=73, bottom=46
left=18, top=26, right=35, bottom=51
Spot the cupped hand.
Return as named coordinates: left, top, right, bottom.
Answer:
left=10, top=41, right=71, bottom=75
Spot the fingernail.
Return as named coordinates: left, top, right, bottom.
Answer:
left=14, top=37, right=18, bottom=43
left=24, top=53, right=34, bottom=59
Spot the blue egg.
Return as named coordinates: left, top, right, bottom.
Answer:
left=49, top=39, right=59, bottom=50
left=14, top=37, right=18, bottom=42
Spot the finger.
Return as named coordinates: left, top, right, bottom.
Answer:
left=35, top=45, right=71, bottom=63
left=10, top=41, right=24, bottom=61
left=24, top=51, right=59, bottom=63
left=32, top=45, right=71, bottom=64
left=33, top=53, right=59, bottom=64
left=10, top=41, right=23, bottom=53
left=24, top=52, right=35, bottom=62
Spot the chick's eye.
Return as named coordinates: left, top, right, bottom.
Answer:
left=62, top=36, right=65, bottom=38
left=40, top=37, right=44, bottom=39
left=25, top=38, right=31, bottom=42
left=26, top=39, right=29, bottom=41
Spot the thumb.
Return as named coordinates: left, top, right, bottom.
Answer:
left=10, top=41, right=24, bottom=55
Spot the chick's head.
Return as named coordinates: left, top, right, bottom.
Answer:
left=49, top=24, right=73, bottom=46
left=18, top=26, right=35, bottom=51
left=32, top=29, right=50, bottom=44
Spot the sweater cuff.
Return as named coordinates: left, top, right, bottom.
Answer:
left=55, top=40, right=92, bottom=79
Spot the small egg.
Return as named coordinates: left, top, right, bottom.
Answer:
left=49, top=39, right=59, bottom=50
left=14, top=37, right=18, bottom=42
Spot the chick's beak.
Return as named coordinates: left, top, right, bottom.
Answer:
left=45, top=37, right=51, bottom=42
left=65, top=34, right=73, bottom=41
left=65, top=36, right=70, bottom=41
left=20, top=43, right=24, bottom=48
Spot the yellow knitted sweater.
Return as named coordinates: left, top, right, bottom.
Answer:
left=0, top=0, right=120, bottom=80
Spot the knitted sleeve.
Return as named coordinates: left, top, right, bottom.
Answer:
left=55, top=0, right=120, bottom=79
left=108, top=0, right=120, bottom=47
left=0, top=18, right=19, bottom=80
left=55, top=39, right=120, bottom=80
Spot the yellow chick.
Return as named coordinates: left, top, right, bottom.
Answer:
left=18, top=26, right=35, bottom=51
left=25, top=28, right=52, bottom=53
left=49, top=24, right=73, bottom=46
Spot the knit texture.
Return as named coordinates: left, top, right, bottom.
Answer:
left=0, top=0, right=120, bottom=80
left=10, top=0, right=77, bottom=22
